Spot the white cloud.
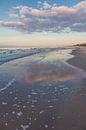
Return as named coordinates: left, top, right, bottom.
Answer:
left=0, top=21, right=24, bottom=27
left=0, top=1, right=86, bottom=33
left=43, top=1, right=51, bottom=9
left=9, top=13, right=18, bottom=17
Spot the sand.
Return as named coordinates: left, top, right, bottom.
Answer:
left=68, top=47, right=86, bottom=71
left=59, top=46, right=86, bottom=130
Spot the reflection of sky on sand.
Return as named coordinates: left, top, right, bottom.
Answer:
left=1, top=48, right=86, bottom=130
left=25, top=61, right=86, bottom=84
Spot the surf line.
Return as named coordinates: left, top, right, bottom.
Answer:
left=0, top=78, right=16, bottom=92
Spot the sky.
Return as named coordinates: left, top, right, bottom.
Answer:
left=0, top=0, right=86, bottom=47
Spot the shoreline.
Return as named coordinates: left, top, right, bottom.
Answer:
left=0, top=47, right=73, bottom=66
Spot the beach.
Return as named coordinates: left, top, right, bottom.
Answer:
left=0, top=47, right=86, bottom=130
left=68, top=47, right=86, bottom=71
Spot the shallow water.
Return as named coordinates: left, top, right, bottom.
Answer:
left=42, top=49, right=74, bottom=62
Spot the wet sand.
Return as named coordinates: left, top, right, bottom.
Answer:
left=68, top=47, right=86, bottom=71
left=59, top=47, right=86, bottom=130
left=0, top=47, right=86, bottom=130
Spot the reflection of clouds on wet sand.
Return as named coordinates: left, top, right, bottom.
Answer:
left=25, top=61, right=86, bottom=84
left=42, top=49, right=74, bottom=62
left=1, top=48, right=86, bottom=130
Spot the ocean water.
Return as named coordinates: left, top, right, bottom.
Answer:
left=0, top=48, right=73, bottom=64
left=0, top=48, right=38, bottom=64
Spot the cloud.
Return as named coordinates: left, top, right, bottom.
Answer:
left=43, top=1, right=51, bottom=9
left=0, top=21, right=24, bottom=27
left=9, top=13, right=18, bottom=17
left=0, top=1, right=86, bottom=33
left=74, top=1, right=86, bottom=10
left=51, top=6, right=76, bottom=15
left=20, top=6, right=30, bottom=15
left=19, top=4, right=76, bottom=17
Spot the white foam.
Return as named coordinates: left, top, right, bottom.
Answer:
left=13, top=104, right=17, bottom=107
left=17, top=111, right=23, bottom=117
left=9, top=91, right=13, bottom=94
left=21, top=125, right=29, bottom=130
left=31, top=92, right=38, bottom=95
left=0, top=78, right=16, bottom=92
left=31, top=105, right=35, bottom=108
left=48, top=106, right=54, bottom=108
left=23, top=105, right=26, bottom=109
left=5, top=122, right=8, bottom=126
left=0, top=48, right=39, bottom=64
left=44, top=124, right=48, bottom=128
left=14, top=97, right=18, bottom=100
left=34, top=118, right=37, bottom=121
left=39, top=110, right=44, bottom=115
left=2, top=102, right=7, bottom=105
left=12, top=111, right=15, bottom=114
